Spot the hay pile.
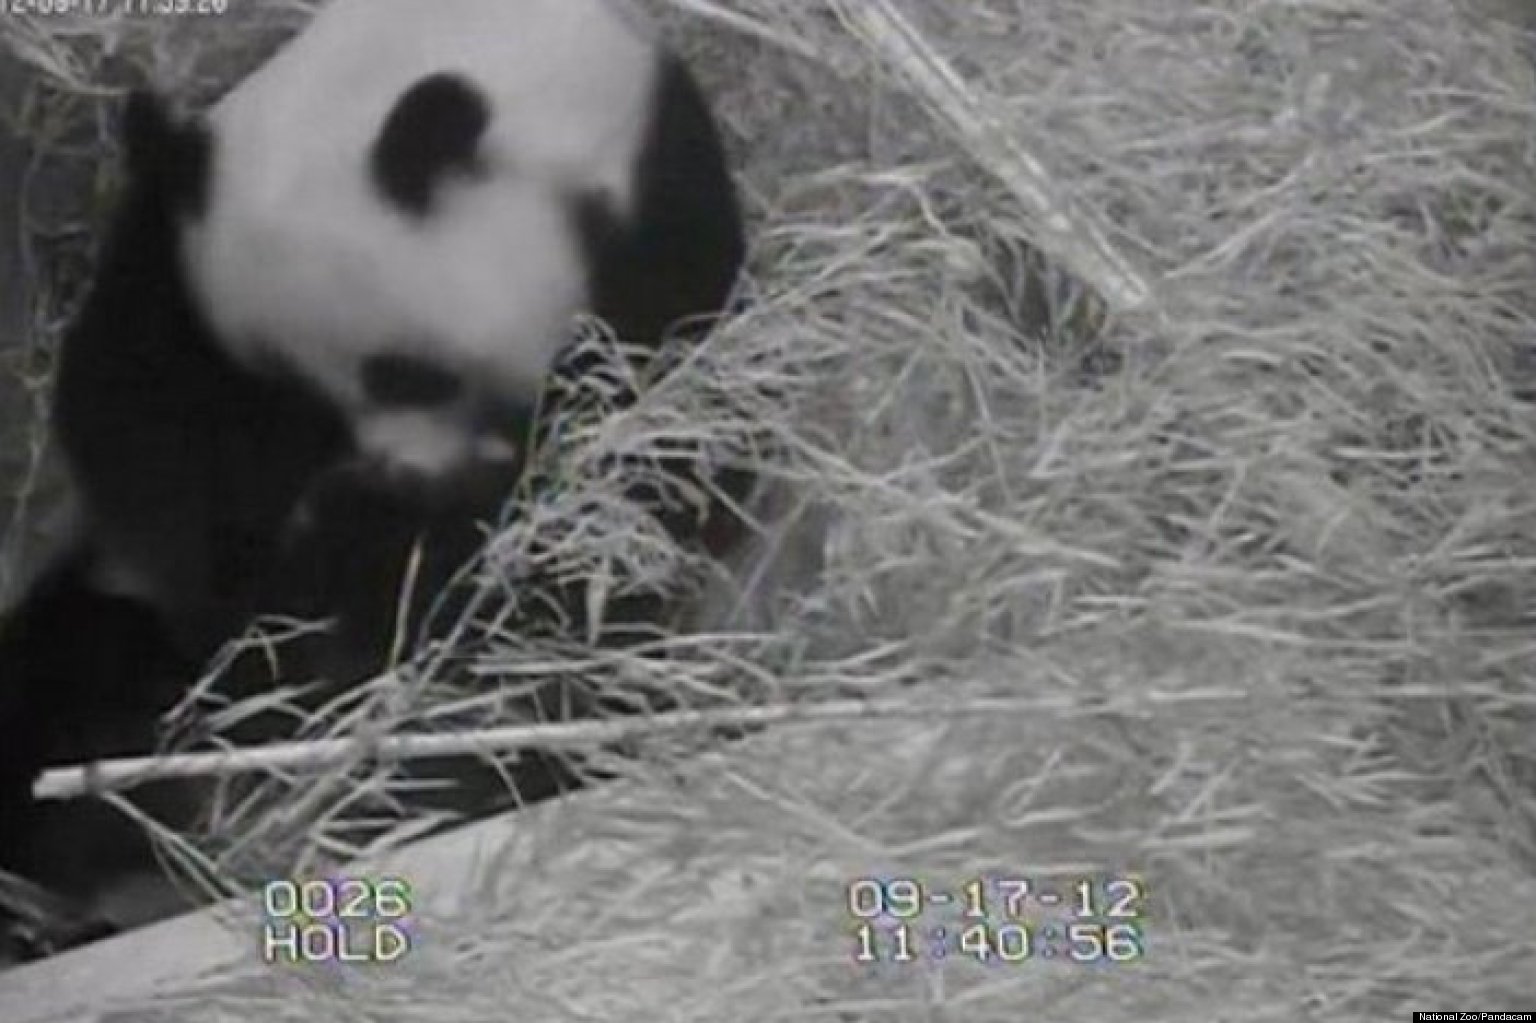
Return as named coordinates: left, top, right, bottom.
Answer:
left=3, top=0, right=1536, bottom=1018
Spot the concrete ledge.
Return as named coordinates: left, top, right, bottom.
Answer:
left=0, top=796, right=551, bottom=1023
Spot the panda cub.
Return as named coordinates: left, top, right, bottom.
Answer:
left=0, top=0, right=747, bottom=956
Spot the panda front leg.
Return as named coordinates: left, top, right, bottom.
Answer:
left=269, top=411, right=527, bottom=686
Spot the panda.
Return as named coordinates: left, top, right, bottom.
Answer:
left=0, top=0, right=746, bottom=958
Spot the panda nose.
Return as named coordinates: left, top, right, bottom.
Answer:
left=359, top=351, right=464, bottom=409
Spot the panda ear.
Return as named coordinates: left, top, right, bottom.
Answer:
left=121, top=90, right=179, bottom=173
left=120, top=89, right=212, bottom=214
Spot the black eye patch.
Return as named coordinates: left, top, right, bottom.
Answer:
left=370, top=71, right=491, bottom=217
left=360, top=352, right=465, bottom=408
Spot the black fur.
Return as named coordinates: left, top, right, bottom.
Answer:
left=0, top=92, right=355, bottom=943
left=120, top=90, right=212, bottom=218
left=576, top=55, right=745, bottom=352
left=370, top=72, right=491, bottom=217
left=0, top=546, right=195, bottom=899
left=563, top=52, right=752, bottom=563
left=57, top=94, right=354, bottom=654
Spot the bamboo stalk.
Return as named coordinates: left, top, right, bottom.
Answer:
left=34, top=688, right=1245, bottom=800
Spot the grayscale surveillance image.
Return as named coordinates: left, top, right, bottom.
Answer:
left=0, top=1, right=1533, bottom=1020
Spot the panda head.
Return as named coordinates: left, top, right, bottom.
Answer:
left=50, top=0, right=745, bottom=625
left=166, top=0, right=746, bottom=488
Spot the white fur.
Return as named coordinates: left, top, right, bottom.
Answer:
left=357, top=411, right=519, bottom=479
left=180, top=0, right=662, bottom=469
